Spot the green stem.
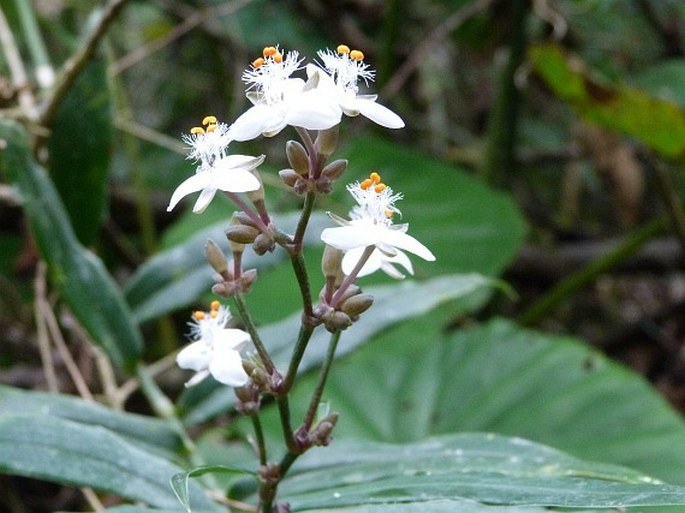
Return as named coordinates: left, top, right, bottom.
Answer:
left=282, top=324, right=315, bottom=394
left=251, top=414, right=267, bottom=466
left=302, top=330, right=341, bottom=431
left=294, top=191, right=316, bottom=248
left=13, top=0, right=52, bottom=88
left=518, top=217, right=668, bottom=326
left=290, top=251, right=314, bottom=319
left=277, top=395, right=298, bottom=453
left=233, top=290, right=275, bottom=374
left=654, top=160, right=685, bottom=252
left=481, top=0, right=529, bottom=184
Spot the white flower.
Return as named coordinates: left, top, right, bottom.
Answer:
left=176, top=302, right=250, bottom=387
left=311, top=45, right=404, bottom=129
left=167, top=116, right=264, bottom=213
left=320, top=172, right=434, bottom=279
left=228, top=46, right=342, bottom=141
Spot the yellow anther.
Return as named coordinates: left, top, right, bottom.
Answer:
left=202, top=115, right=217, bottom=125
left=360, top=178, right=373, bottom=190
left=194, top=310, right=206, bottom=321
left=374, top=183, right=387, bottom=194
left=190, top=126, right=205, bottom=135
left=210, top=310, right=219, bottom=319
left=384, top=209, right=394, bottom=218
left=370, top=172, right=382, bottom=184
left=337, top=44, right=351, bottom=55
left=273, top=51, right=283, bottom=63
left=206, top=124, right=217, bottom=133
left=350, top=49, right=364, bottom=61
left=252, top=57, right=265, bottom=68
left=263, top=46, right=278, bottom=57
left=210, top=300, right=221, bottom=311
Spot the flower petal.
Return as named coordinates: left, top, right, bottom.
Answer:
left=355, top=98, right=405, bottom=129
left=209, top=348, right=248, bottom=387
left=285, top=91, right=342, bottom=130
left=229, top=104, right=285, bottom=142
left=380, top=229, right=435, bottom=261
left=213, top=328, right=251, bottom=351
left=219, top=154, right=265, bottom=170
left=342, top=247, right=382, bottom=277
left=380, top=250, right=414, bottom=279
left=321, top=225, right=379, bottom=251
left=167, top=171, right=213, bottom=212
left=192, top=186, right=218, bottom=213
left=177, top=341, right=211, bottom=372
left=212, top=168, right=261, bottom=193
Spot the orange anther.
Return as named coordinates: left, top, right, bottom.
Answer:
left=210, top=310, right=219, bottom=319
left=374, top=183, right=387, bottom=193
left=360, top=178, right=373, bottom=190
left=252, top=57, right=265, bottom=68
left=190, top=127, right=205, bottom=135
left=350, top=49, right=364, bottom=61
left=210, top=300, right=221, bottom=311
left=202, top=115, right=217, bottom=125
left=194, top=310, right=206, bottom=321
left=273, top=52, right=283, bottom=63
left=369, top=172, right=381, bottom=184
left=384, top=209, right=394, bottom=218
left=337, top=44, right=350, bottom=55
left=263, top=46, right=278, bottom=57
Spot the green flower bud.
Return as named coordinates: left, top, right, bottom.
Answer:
left=340, top=293, right=374, bottom=318
left=315, top=126, right=339, bottom=156
left=321, top=159, right=348, bottom=181
left=204, top=238, right=228, bottom=274
left=225, top=224, right=260, bottom=245
left=286, top=140, right=310, bottom=176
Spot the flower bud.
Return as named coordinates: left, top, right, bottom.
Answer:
left=321, top=159, right=348, bottom=181
left=321, top=245, right=343, bottom=281
left=233, top=211, right=260, bottom=228
left=335, top=284, right=361, bottom=305
left=211, top=282, right=234, bottom=298
left=253, top=232, right=276, bottom=255
left=315, top=126, right=339, bottom=156
left=340, top=293, right=374, bottom=318
left=226, top=224, right=260, bottom=245
left=279, top=168, right=299, bottom=187
left=204, top=238, right=228, bottom=275
left=293, top=177, right=309, bottom=195
left=315, top=175, right=332, bottom=194
left=240, top=268, right=258, bottom=291
left=310, top=412, right=339, bottom=446
left=322, top=310, right=352, bottom=332
left=286, top=140, right=310, bottom=176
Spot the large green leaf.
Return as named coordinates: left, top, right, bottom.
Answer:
left=0, top=119, right=142, bottom=372
left=0, top=385, right=182, bottom=459
left=179, top=273, right=494, bottom=425
left=48, top=56, right=113, bottom=245
left=295, top=317, right=685, bottom=487
left=276, top=433, right=685, bottom=511
left=0, top=414, right=218, bottom=511
left=529, top=43, right=685, bottom=159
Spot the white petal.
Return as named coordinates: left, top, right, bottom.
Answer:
left=229, top=105, right=284, bottom=142
left=213, top=328, right=251, bottom=351
left=380, top=250, right=414, bottom=279
left=192, top=186, right=218, bottom=213
left=286, top=91, right=342, bottom=130
left=342, top=247, right=382, bottom=277
left=381, top=229, right=435, bottom=261
left=167, top=172, right=212, bottom=211
left=184, top=369, right=210, bottom=387
left=209, top=348, right=248, bottom=387
left=321, top=225, right=379, bottom=251
left=218, top=154, right=265, bottom=170
left=213, top=168, right=261, bottom=193
left=355, top=98, right=405, bottom=129
left=177, top=341, right=211, bottom=372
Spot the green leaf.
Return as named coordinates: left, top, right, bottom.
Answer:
left=0, top=414, right=219, bottom=511
left=171, top=465, right=255, bottom=513
left=529, top=43, right=685, bottom=159
left=48, top=56, right=113, bottom=245
left=339, top=136, right=527, bottom=277
left=0, top=119, right=142, bottom=372
left=301, top=317, right=685, bottom=487
left=179, top=273, right=494, bottom=424
left=278, top=433, right=685, bottom=510
left=125, top=211, right=330, bottom=324
left=0, top=385, right=182, bottom=459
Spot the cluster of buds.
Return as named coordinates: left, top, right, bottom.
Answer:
left=294, top=413, right=339, bottom=450
left=204, top=238, right=258, bottom=298
left=225, top=212, right=277, bottom=256
left=278, top=130, right=348, bottom=195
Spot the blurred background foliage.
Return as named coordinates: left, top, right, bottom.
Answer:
left=2, top=0, right=685, bottom=511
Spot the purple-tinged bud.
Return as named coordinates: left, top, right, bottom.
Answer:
left=315, top=126, right=339, bottom=156
left=253, top=232, right=276, bottom=255
left=340, top=293, right=374, bottom=318
left=321, top=159, right=347, bottom=181
left=286, top=140, right=310, bottom=176
left=205, top=238, right=228, bottom=274
left=226, top=224, right=259, bottom=245
left=279, top=168, right=299, bottom=187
